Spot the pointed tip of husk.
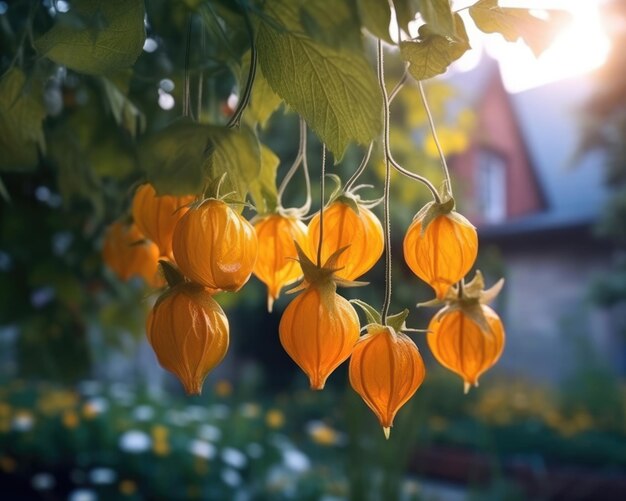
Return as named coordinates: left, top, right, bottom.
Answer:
left=463, top=381, right=471, bottom=394
left=383, top=427, right=391, bottom=440
left=267, top=294, right=275, bottom=313
left=184, top=383, right=203, bottom=396
left=310, top=381, right=325, bottom=391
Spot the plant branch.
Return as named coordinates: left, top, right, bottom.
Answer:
left=345, top=142, right=374, bottom=192
left=317, top=144, right=327, bottom=267
left=377, top=40, right=393, bottom=324
left=418, top=81, right=452, bottom=196
left=227, top=8, right=257, bottom=128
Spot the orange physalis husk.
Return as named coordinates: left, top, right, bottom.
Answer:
left=172, top=198, right=258, bottom=292
left=349, top=318, right=426, bottom=439
left=146, top=262, right=229, bottom=395
left=403, top=198, right=478, bottom=300
left=424, top=271, right=506, bottom=393
left=253, top=212, right=308, bottom=312
left=307, top=199, right=384, bottom=281
left=279, top=243, right=362, bottom=390
left=102, top=220, right=164, bottom=288
left=131, top=183, right=195, bottom=259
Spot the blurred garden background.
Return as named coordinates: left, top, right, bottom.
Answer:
left=1, top=0, right=626, bottom=500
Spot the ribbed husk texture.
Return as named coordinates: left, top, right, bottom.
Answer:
left=427, top=304, right=505, bottom=391
left=307, top=202, right=384, bottom=280
left=172, top=199, right=258, bottom=291
left=253, top=214, right=308, bottom=311
left=279, top=285, right=360, bottom=390
left=102, top=221, right=163, bottom=287
left=349, top=325, right=425, bottom=436
left=131, top=183, right=195, bottom=259
left=403, top=212, right=478, bottom=299
left=147, top=283, right=229, bottom=395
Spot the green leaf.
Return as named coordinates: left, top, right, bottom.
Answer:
left=241, top=51, right=282, bottom=129
left=0, top=69, right=46, bottom=172
left=257, top=0, right=382, bottom=160
left=300, top=0, right=363, bottom=51
left=419, top=0, right=455, bottom=37
left=248, top=144, right=279, bottom=214
left=350, top=299, right=381, bottom=326
left=356, top=0, right=392, bottom=43
left=101, top=77, right=145, bottom=138
left=392, top=0, right=420, bottom=33
left=469, top=0, right=561, bottom=57
left=386, top=309, right=410, bottom=333
left=48, top=126, right=105, bottom=219
left=141, top=121, right=261, bottom=199
left=206, top=125, right=261, bottom=202
left=400, top=16, right=470, bottom=81
left=34, top=0, right=145, bottom=75
left=140, top=121, right=212, bottom=196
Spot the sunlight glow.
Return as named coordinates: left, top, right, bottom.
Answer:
left=456, top=0, right=611, bottom=92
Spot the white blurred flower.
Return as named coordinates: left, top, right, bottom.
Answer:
left=13, top=413, right=34, bottom=432
left=84, top=397, right=108, bottom=415
left=221, top=447, right=247, bottom=469
left=109, top=383, right=135, bottom=405
left=188, top=439, right=217, bottom=460
left=266, top=466, right=297, bottom=497
left=282, top=449, right=310, bottom=473
left=132, top=405, right=155, bottom=422
left=221, top=468, right=242, bottom=488
left=198, top=424, right=221, bottom=442
left=77, top=380, right=102, bottom=397
left=31, top=472, right=55, bottom=490
left=185, top=405, right=209, bottom=421
left=246, top=443, right=263, bottom=459
left=119, top=430, right=151, bottom=453
left=89, top=468, right=117, bottom=485
left=165, top=409, right=190, bottom=427
left=239, top=403, right=260, bottom=418
left=68, top=489, right=97, bottom=501
left=209, top=404, right=230, bottom=420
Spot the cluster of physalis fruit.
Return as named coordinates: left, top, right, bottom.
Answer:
left=102, top=163, right=505, bottom=438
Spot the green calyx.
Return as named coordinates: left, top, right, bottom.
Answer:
left=285, top=242, right=368, bottom=295
left=419, top=270, right=505, bottom=334
left=415, top=196, right=456, bottom=236
left=159, top=260, right=186, bottom=289
left=351, top=300, right=414, bottom=335
left=325, top=173, right=382, bottom=213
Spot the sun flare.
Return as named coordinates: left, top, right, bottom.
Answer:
left=461, top=0, right=612, bottom=92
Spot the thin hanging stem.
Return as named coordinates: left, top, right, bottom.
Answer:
left=344, top=142, right=374, bottom=192
left=278, top=118, right=305, bottom=199
left=418, top=81, right=452, bottom=197
left=196, top=21, right=206, bottom=120
left=227, top=9, right=256, bottom=128
left=183, top=15, right=193, bottom=119
left=389, top=69, right=408, bottom=103
left=378, top=43, right=441, bottom=203
left=298, top=123, right=312, bottom=214
left=316, top=144, right=327, bottom=267
left=377, top=40, right=393, bottom=324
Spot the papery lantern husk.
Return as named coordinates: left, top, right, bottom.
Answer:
left=253, top=213, right=308, bottom=312
left=279, top=283, right=360, bottom=390
left=427, top=304, right=505, bottom=393
left=172, top=199, right=258, bottom=292
left=146, top=282, right=229, bottom=395
left=131, top=183, right=195, bottom=259
left=102, top=221, right=164, bottom=287
left=307, top=201, right=384, bottom=281
left=403, top=207, right=478, bottom=299
left=349, top=324, right=425, bottom=438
